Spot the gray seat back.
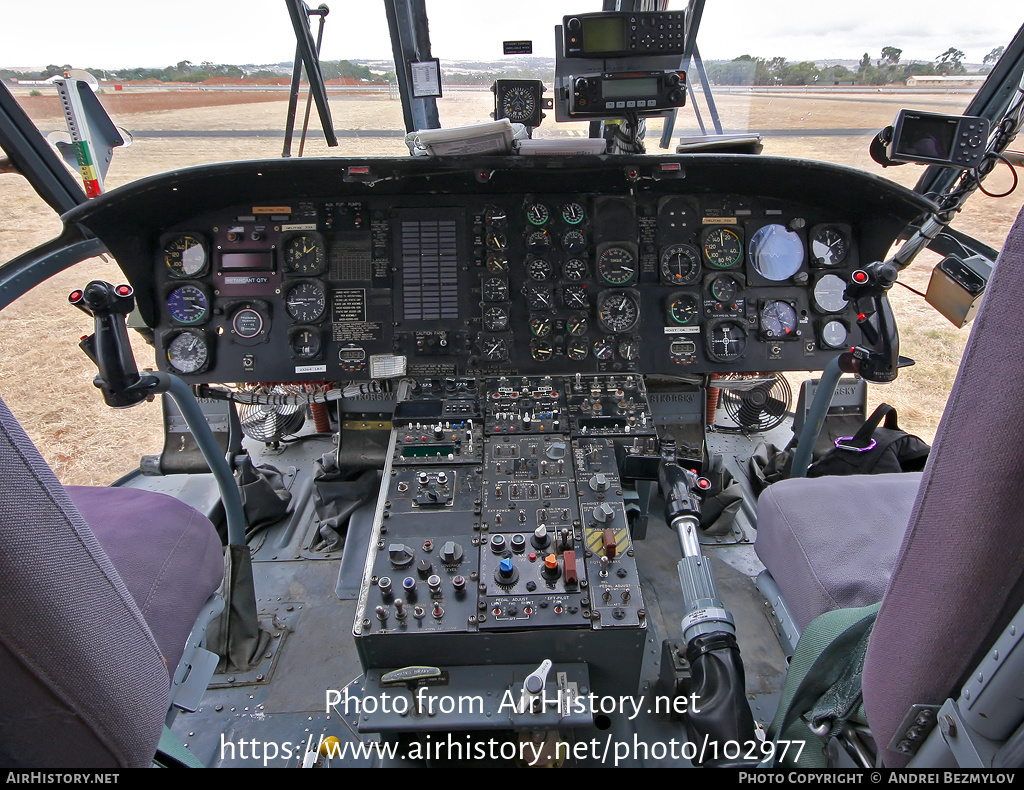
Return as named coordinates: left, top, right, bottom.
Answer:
left=863, top=205, right=1024, bottom=766
left=0, top=395, right=170, bottom=767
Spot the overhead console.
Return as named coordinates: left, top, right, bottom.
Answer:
left=67, top=155, right=934, bottom=385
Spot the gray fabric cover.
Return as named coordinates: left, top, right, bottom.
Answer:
left=67, top=485, right=224, bottom=674
left=0, top=395, right=170, bottom=767
left=864, top=204, right=1024, bottom=767
left=756, top=473, right=922, bottom=629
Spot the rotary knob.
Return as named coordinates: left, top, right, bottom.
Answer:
left=594, top=502, right=615, bottom=524
left=440, top=540, right=464, bottom=564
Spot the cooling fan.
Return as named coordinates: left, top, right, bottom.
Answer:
left=719, top=374, right=792, bottom=433
left=238, top=385, right=306, bottom=443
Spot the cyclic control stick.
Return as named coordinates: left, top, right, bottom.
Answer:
left=659, top=444, right=757, bottom=767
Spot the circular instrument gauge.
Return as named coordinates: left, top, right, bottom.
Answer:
left=821, top=320, right=849, bottom=349
left=525, top=229, right=552, bottom=253
left=530, top=340, right=553, bottom=361
left=597, top=246, right=637, bottom=286
left=525, top=202, right=550, bottom=226
left=526, top=285, right=553, bottom=310
left=529, top=316, right=552, bottom=337
left=232, top=307, right=265, bottom=338
left=760, top=300, right=799, bottom=338
left=562, top=258, right=588, bottom=281
left=618, top=339, right=639, bottom=361
left=596, top=290, right=640, bottom=334
left=484, top=206, right=507, bottom=226
left=487, top=252, right=509, bottom=272
left=486, top=231, right=507, bottom=251
left=593, top=339, right=615, bottom=360
left=707, top=321, right=747, bottom=362
left=749, top=224, right=804, bottom=281
left=709, top=275, right=740, bottom=304
left=660, top=244, right=701, bottom=285
left=166, top=331, right=208, bottom=374
left=566, top=316, right=588, bottom=336
left=702, top=227, right=743, bottom=269
left=561, top=285, right=589, bottom=309
left=167, top=284, right=209, bottom=324
left=483, top=306, right=510, bottom=332
left=667, top=292, right=699, bottom=325
left=562, top=229, right=587, bottom=254
left=813, top=274, right=848, bottom=313
left=481, top=337, right=509, bottom=362
left=567, top=339, right=589, bottom=361
left=285, top=280, right=326, bottom=323
left=482, top=277, right=509, bottom=302
left=811, top=225, right=849, bottom=267
left=502, top=87, right=538, bottom=124
left=528, top=258, right=553, bottom=281
left=164, top=234, right=207, bottom=278
left=562, top=202, right=586, bottom=225
left=284, top=234, right=327, bottom=275
left=290, top=327, right=322, bottom=359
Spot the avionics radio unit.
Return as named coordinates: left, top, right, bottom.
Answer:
left=568, top=71, right=686, bottom=118
left=562, top=12, right=688, bottom=58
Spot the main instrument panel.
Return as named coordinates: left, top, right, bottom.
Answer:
left=148, top=169, right=880, bottom=385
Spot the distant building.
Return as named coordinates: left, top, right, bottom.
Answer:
left=906, top=75, right=987, bottom=87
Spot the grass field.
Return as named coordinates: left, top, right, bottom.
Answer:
left=1, top=87, right=1021, bottom=485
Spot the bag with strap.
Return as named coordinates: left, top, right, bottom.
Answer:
left=807, top=403, right=930, bottom=478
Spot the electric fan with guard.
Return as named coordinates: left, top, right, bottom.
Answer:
left=237, top=385, right=306, bottom=443
left=719, top=374, right=792, bottom=433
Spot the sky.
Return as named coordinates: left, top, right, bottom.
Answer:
left=1, top=0, right=1017, bottom=69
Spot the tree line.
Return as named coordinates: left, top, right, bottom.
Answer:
left=2, top=59, right=386, bottom=83
left=705, top=46, right=1005, bottom=86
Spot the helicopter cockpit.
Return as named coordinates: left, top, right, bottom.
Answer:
left=2, top=0, right=1024, bottom=771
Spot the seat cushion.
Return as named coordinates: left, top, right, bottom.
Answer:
left=67, top=486, right=224, bottom=674
left=755, top=473, right=922, bottom=630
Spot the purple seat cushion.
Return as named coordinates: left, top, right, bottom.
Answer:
left=67, top=486, right=223, bottom=674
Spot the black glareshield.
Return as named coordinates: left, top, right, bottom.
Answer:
left=70, top=280, right=161, bottom=408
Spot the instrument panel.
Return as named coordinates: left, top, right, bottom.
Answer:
left=150, top=182, right=869, bottom=384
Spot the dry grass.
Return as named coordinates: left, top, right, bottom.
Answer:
left=1, top=88, right=1021, bottom=484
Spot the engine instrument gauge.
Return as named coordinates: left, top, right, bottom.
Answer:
left=166, top=331, right=209, bottom=374
left=480, top=337, right=509, bottom=362
left=483, top=306, right=510, bottom=332
left=285, top=280, right=326, bottom=323
left=561, top=202, right=586, bottom=225
left=525, top=202, right=550, bottom=226
left=528, top=259, right=553, bottom=281
left=596, top=290, right=640, bottom=334
left=167, top=284, right=209, bottom=325
left=811, top=225, right=850, bottom=267
left=618, top=339, right=639, bottom=361
left=820, top=319, right=849, bottom=349
left=486, top=252, right=509, bottom=272
left=566, top=339, right=589, bottom=361
left=749, top=225, right=804, bottom=281
left=525, top=229, right=552, bottom=253
left=562, top=258, right=588, bottom=281
left=566, top=317, right=588, bottom=336
left=164, top=234, right=208, bottom=278
left=760, top=300, right=799, bottom=338
left=530, top=340, right=553, bottom=361
left=562, top=229, right=587, bottom=254
left=702, top=227, right=743, bottom=269
left=486, top=231, right=508, bottom=251
left=667, top=292, right=699, bottom=325
left=593, top=339, right=615, bottom=360
left=482, top=277, right=509, bottom=302
left=660, top=244, right=701, bottom=285
left=597, top=246, right=637, bottom=285
left=706, top=321, right=747, bottom=362
left=709, top=275, right=740, bottom=304
left=529, top=316, right=552, bottom=337
left=813, top=274, right=848, bottom=313
left=284, top=233, right=327, bottom=275
left=484, top=206, right=507, bottom=226
left=526, top=285, right=553, bottom=310
left=289, top=327, right=322, bottom=359
left=561, top=285, right=589, bottom=309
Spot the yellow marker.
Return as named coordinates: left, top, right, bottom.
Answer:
left=319, top=736, right=340, bottom=757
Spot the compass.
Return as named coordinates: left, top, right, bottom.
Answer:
left=493, top=80, right=547, bottom=127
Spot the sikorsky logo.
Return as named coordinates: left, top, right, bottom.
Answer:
left=649, top=393, right=697, bottom=403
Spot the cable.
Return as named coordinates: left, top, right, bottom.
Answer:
left=977, top=152, right=1018, bottom=198
left=895, top=280, right=927, bottom=299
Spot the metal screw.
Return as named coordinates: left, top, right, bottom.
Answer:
left=940, top=714, right=957, bottom=738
